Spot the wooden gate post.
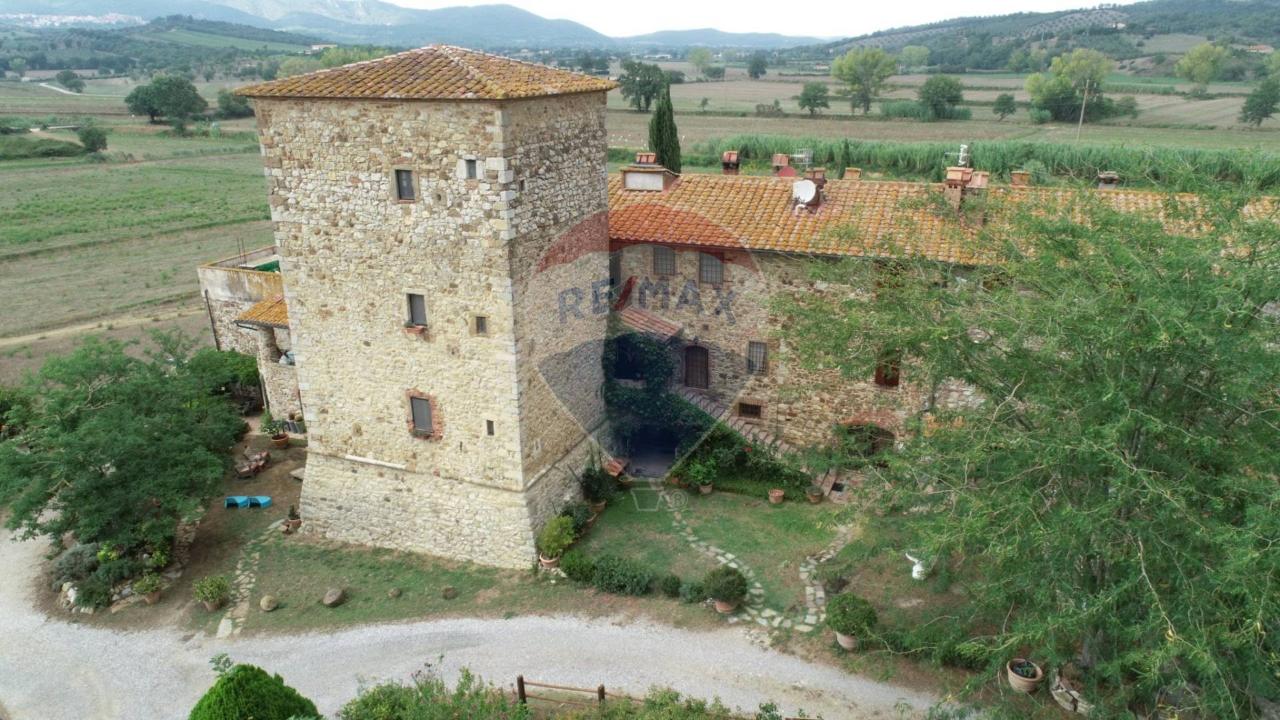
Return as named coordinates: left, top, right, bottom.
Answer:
left=597, top=684, right=606, bottom=704
left=516, top=675, right=526, bottom=704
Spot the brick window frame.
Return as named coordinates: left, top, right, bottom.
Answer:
left=390, top=165, right=419, bottom=203
left=404, top=389, right=443, bottom=439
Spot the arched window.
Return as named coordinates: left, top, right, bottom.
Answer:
left=684, top=345, right=709, bottom=389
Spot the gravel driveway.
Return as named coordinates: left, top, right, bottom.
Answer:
left=0, top=527, right=935, bottom=719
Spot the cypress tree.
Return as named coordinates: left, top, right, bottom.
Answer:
left=647, top=86, right=681, bottom=173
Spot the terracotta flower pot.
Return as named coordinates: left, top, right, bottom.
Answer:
left=806, top=488, right=823, bottom=504
left=539, top=554, right=560, bottom=570
left=143, top=591, right=161, bottom=605
left=588, top=500, right=607, bottom=514
left=271, top=433, right=289, bottom=449
left=201, top=599, right=224, bottom=612
left=698, top=483, right=713, bottom=495
left=713, top=599, right=738, bottom=614
left=768, top=488, right=785, bottom=504
left=1007, top=658, right=1045, bottom=694
left=834, top=631, right=858, bottom=651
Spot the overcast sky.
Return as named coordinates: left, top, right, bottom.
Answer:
left=391, top=0, right=1142, bottom=38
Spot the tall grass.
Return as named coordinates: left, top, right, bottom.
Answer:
left=690, top=135, right=1280, bottom=191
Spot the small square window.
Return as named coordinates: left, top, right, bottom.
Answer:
left=394, top=169, right=415, bottom=201
left=698, top=253, right=723, bottom=285
left=653, top=246, right=676, bottom=276
left=465, top=159, right=478, bottom=180
left=747, top=341, right=768, bottom=375
left=407, top=293, right=427, bottom=326
left=474, top=315, right=489, bottom=336
left=738, top=402, right=763, bottom=419
left=410, top=396, right=434, bottom=435
left=486, top=420, right=495, bottom=436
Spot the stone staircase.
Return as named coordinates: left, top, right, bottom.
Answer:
left=675, top=387, right=846, bottom=500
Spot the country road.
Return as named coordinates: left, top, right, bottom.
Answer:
left=0, top=527, right=936, bottom=719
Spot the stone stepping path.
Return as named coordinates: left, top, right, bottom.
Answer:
left=654, top=481, right=856, bottom=634
left=216, top=519, right=281, bottom=639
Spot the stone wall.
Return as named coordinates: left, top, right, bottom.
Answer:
left=613, top=242, right=939, bottom=449
left=197, top=259, right=283, bottom=355
left=251, top=91, right=610, bottom=568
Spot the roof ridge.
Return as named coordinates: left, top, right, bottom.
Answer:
left=437, top=45, right=509, bottom=99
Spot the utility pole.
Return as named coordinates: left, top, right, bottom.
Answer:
left=1075, top=78, right=1091, bottom=142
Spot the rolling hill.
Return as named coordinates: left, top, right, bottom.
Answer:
left=619, top=28, right=823, bottom=49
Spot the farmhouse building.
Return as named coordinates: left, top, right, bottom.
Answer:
left=199, top=46, right=1213, bottom=568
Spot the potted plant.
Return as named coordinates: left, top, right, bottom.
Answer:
left=536, top=516, right=575, bottom=570
left=805, top=485, right=823, bottom=504
left=580, top=465, right=615, bottom=514
left=403, top=321, right=427, bottom=337
left=1007, top=658, right=1045, bottom=694
left=261, top=412, right=289, bottom=449
left=826, top=593, right=877, bottom=650
left=134, top=572, right=163, bottom=605
left=194, top=574, right=231, bottom=612
left=686, top=459, right=714, bottom=495
left=768, top=488, right=786, bottom=504
left=282, top=505, right=302, bottom=534
left=703, top=566, right=748, bottom=614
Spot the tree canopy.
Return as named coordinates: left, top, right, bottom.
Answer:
left=993, top=92, right=1017, bottom=120
left=917, top=75, right=964, bottom=120
left=1177, top=43, right=1228, bottom=92
left=190, top=661, right=318, bottom=720
left=747, top=52, right=768, bottom=79
left=125, top=75, right=208, bottom=128
left=1240, top=78, right=1280, bottom=127
left=831, top=47, right=897, bottom=114
left=780, top=189, right=1280, bottom=718
left=797, top=82, right=830, bottom=116
left=0, top=333, right=244, bottom=560
left=1025, top=49, right=1115, bottom=122
left=648, top=86, right=681, bottom=173
left=899, top=46, right=930, bottom=71
left=55, top=69, right=84, bottom=93
left=687, top=48, right=712, bottom=75
left=619, top=59, right=666, bottom=112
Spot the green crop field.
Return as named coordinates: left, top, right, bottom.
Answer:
left=139, top=28, right=311, bottom=53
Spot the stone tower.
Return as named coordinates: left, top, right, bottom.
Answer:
left=238, top=47, right=616, bottom=568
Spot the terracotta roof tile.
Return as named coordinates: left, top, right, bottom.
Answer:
left=237, top=295, right=289, bottom=329
left=607, top=174, right=1277, bottom=265
left=618, top=305, right=683, bottom=340
left=237, top=45, right=617, bottom=101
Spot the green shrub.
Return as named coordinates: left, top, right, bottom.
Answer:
left=679, top=580, right=705, bottom=604
left=339, top=667, right=528, bottom=720
left=536, top=516, right=575, bottom=559
left=880, top=100, right=926, bottom=119
left=579, top=463, right=616, bottom=503
left=1029, top=108, right=1053, bottom=124
left=52, top=543, right=99, bottom=586
left=77, top=125, right=107, bottom=153
left=702, top=566, right=748, bottom=605
left=826, top=593, right=877, bottom=636
left=189, top=664, right=318, bottom=720
left=560, top=549, right=596, bottom=583
left=75, top=574, right=112, bottom=608
left=194, top=575, right=231, bottom=605
left=133, top=572, right=163, bottom=594
left=560, top=501, right=593, bottom=537
left=658, top=573, right=683, bottom=598
left=592, top=553, right=654, bottom=596
left=0, top=134, right=86, bottom=160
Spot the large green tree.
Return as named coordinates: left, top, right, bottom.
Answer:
left=917, top=75, right=964, bottom=120
left=780, top=192, right=1280, bottom=717
left=648, top=86, right=681, bottom=173
left=992, top=92, right=1017, bottom=120
left=125, top=75, right=208, bottom=129
left=747, top=52, right=768, bottom=79
left=831, top=47, right=897, bottom=114
left=687, top=47, right=712, bottom=76
left=797, top=82, right=830, bottom=116
left=1026, top=48, right=1115, bottom=122
left=1240, top=77, right=1280, bottom=126
left=619, top=59, right=666, bottom=112
left=0, top=333, right=244, bottom=557
left=1177, top=43, right=1228, bottom=94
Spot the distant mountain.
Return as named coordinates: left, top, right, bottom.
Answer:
left=0, top=0, right=825, bottom=48
left=619, top=28, right=822, bottom=49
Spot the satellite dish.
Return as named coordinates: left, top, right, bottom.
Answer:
left=792, top=179, right=817, bottom=205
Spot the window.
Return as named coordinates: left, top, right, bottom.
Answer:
left=874, top=353, right=901, bottom=388
left=465, top=159, right=478, bottom=180
left=684, top=345, right=709, bottom=389
left=747, top=341, right=768, bottom=375
left=406, top=293, right=427, bottom=327
left=474, top=315, right=489, bottom=336
left=410, top=396, right=434, bottom=436
left=698, top=253, right=723, bottom=285
left=653, top=245, right=676, bottom=276
left=486, top=419, right=495, bottom=436
left=737, top=402, right=762, bottom=419
left=394, top=169, right=415, bottom=201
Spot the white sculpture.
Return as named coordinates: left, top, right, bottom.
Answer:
left=905, top=553, right=927, bottom=581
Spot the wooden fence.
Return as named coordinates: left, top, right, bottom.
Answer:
left=513, top=675, right=809, bottom=719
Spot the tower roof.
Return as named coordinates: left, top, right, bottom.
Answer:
left=237, top=45, right=617, bottom=101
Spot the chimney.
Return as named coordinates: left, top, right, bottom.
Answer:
left=771, top=153, right=790, bottom=175
left=721, top=150, right=740, bottom=175
left=1096, top=171, right=1120, bottom=190
left=843, top=167, right=862, bottom=180
left=803, top=167, right=827, bottom=190
left=943, top=166, right=972, bottom=210
left=622, top=153, right=676, bottom=192
left=1010, top=170, right=1031, bottom=187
